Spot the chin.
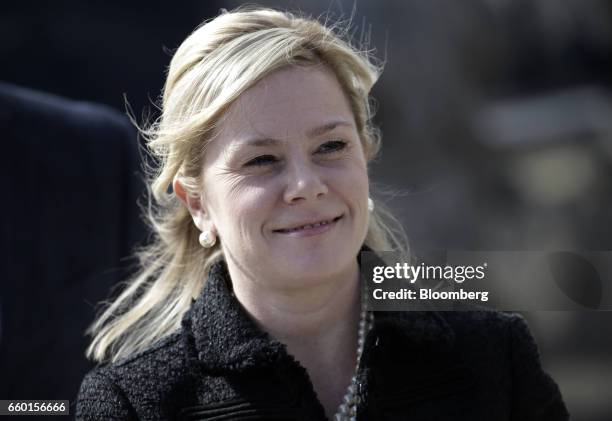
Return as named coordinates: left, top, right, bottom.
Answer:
left=273, top=246, right=357, bottom=285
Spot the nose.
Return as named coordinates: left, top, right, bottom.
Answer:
left=283, top=157, right=329, bottom=205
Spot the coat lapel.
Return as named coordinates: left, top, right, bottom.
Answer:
left=182, top=260, right=287, bottom=373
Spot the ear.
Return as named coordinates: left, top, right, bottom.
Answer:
left=173, top=178, right=212, bottom=231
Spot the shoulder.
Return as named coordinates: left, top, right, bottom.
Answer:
left=0, top=81, right=133, bottom=134
left=436, top=310, right=541, bottom=366
left=104, top=329, right=189, bottom=376
left=76, top=331, right=193, bottom=420
left=439, top=310, right=537, bottom=353
left=439, top=310, right=548, bottom=375
left=438, top=310, right=569, bottom=420
left=76, top=366, right=136, bottom=420
left=441, top=308, right=529, bottom=335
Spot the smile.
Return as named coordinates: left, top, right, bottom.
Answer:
left=273, top=215, right=343, bottom=234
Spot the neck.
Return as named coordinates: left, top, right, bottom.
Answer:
left=227, top=257, right=361, bottom=350
left=225, top=257, right=362, bottom=417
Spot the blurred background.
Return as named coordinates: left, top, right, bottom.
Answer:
left=1, top=0, right=611, bottom=419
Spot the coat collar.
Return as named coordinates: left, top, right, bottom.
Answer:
left=183, top=255, right=455, bottom=372
left=182, top=260, right=286, bottom=372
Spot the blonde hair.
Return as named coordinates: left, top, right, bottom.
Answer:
left=86, top=6, right=408, bottom=364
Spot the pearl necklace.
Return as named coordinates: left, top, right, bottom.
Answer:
left=333, top=288, right=373, bottom=421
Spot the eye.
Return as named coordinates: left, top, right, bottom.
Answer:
left=316, top=140, right=347, bottom=154
left=244, top=154, right=279, bottom=167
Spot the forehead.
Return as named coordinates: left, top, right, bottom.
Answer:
left=216, top=65, right=356, bottom=143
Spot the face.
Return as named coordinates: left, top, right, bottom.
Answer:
left=195, top=65, right=370, bottom=290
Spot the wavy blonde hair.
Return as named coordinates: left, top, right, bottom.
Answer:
left=87, top=6, right=408, bottom=364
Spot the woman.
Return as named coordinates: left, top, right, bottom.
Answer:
left=77, top=7, right=568, bottom=420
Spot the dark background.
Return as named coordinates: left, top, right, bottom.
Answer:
left=1, top=0, right=611, bottom=419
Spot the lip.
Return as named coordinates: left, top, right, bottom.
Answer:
left=273, top=215, right=343, bottom=236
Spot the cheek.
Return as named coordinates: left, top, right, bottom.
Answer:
left=212, top=177, right=276, bottom=240
left=331, top=159, right=369, bottom=203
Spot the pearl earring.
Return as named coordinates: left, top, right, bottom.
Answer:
left=368, top=197, right=375, bottom=212
left=199, top=230, right=216, bottom=248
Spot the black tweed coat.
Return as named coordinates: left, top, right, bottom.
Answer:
left=76, top=260, right=569, bottom=420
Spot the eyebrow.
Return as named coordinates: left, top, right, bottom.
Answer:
left=242, top=120, right=354, bottom=147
